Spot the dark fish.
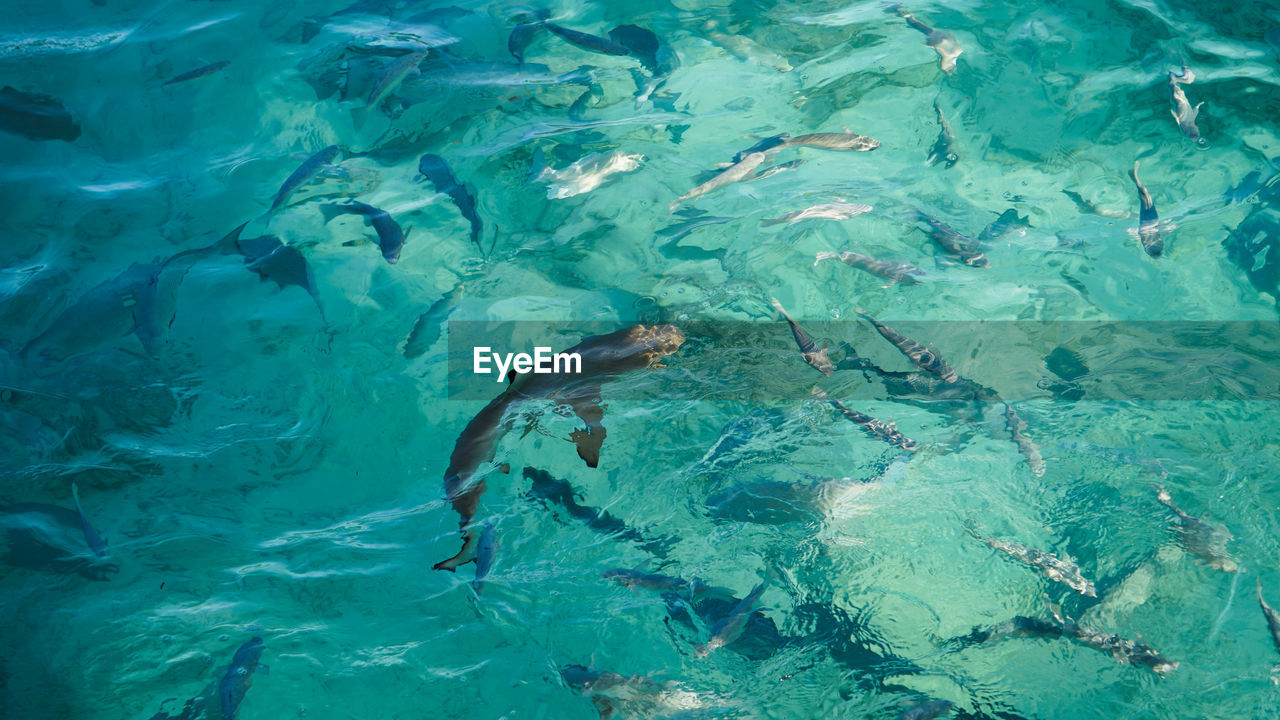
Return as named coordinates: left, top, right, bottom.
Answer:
left=217, top=637, right=265, bottom=720
left=508, top=15, right=548, bottom=62
left=926, top=100, right=957, bottom=168
left=417, top=153, right=483, bottom=253
left=1156, top=486, right=1237, bottom=572
left=814, top=250, right=924, bottom=286
left=206, top=222, right=322, bottom=314
left=268, top=145, right=342, bottom=215
left=947, top=615, right=1065, bottom=647
left=731, top=133, right=790, bottom=164
left=0, top=503, right=119, bottom=580
left=70, top=484, right=107, bottom=558
left=670, top=152, right=765, bottom=211
left=912, top=210, right=988, bottom=267
left=1062, top=189, right=1128, bottom=219
left=771, top=298, right=834, bottom=376
left=404, top=283, right=464, bottom=359
left=1258, top=579, right=1280, bottom=656
left=1167, top=63, right=1203, bottom=141
left=21, top=253, right=197, bottom=361
left=965, top=522, right=1094, bottom=596
left=1224, top=204, right=1280, bottom=310
left=524, top=467, right=670, bottom=556
left=322, top=201, right=408, bottom=264
left=608, top=25, right=676, bottom=76
left=695, top=569, right=772, bottom=657
left=1055, top=610, right=1178, bottom=676
left=161, top=61, right=230, bottom=87
left=545, top=23, right=632, bottom=56
left=812, top=386, right=918, bottom=451
left=856, top=309, right=958, bottom=383
left=1129, top=161, right=1163, bottom=257
left=434, top=325, right=685, bottom=573
left=0, top=85, right=80, bottom=141
left=471, top=522, right=496, bottom=594
left=977, top=209, right=1029, bottom=243
left=782, top=132, right=880, bottom=151
left=896, top=700, right=953, bottom=720
left=568, top=82, right=604, bottom=121
left=367, top=51, right=427, bottom=108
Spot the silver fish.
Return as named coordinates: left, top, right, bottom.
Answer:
left=895, top=6, right=962, bottom=75
left=532, top=150, right=643, bottom=199
left=367, top=51, right=427, bottom=108
left=1168, top=63, right=1203, bottom=141
left=670, top=152, right=765, bottom=211
left=815, top=250, right=924, bottom=286
left=966, top=523, right=1095, bottom=596
left=704, top=22, right=792, bottom=72
left=472, top=522, right=496, bottom=594
left=761, top=201, right=872, bottom=226
left=782, top=132, right=880, bottom=151
left=1156, top=486, right=1237, bottom=572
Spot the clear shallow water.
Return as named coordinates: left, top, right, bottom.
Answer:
left=2, top=0, right=1280, bottom=718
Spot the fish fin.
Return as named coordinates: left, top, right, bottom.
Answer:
left=498, top=463, right=510, bottom=474
left=340, top=238, right=370, bottom=247
left=1192, top=101, right=1203, bottom=119
left=319, top=204, right=347, bottom=225
left=528, top=148, right=549, bottom=183
left=433, top=531, right=480, bottom=571
left=566, top=391, right=606, bottom=468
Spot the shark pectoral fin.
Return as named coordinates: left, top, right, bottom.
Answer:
left=567, top=390, right=606, bottom=468
left=1192, top=101, right=1203, bottom=119
left=498, top=463, right=510, bottom=474
left=433, top=531, right=480, bottom=572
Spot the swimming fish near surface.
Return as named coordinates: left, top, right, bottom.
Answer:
left=417, top=153, right=483, bottom=252
left=812, top=386, right=918, bottom=451
left=761, top=201, right=872, bottom=226
left=926, top=100, right=958, bottom=168
left=1167, top=63, right=1203, bottom=141
left=670, top=152, right=765, bottom=212
left=321, top=201, right=408, bottom=264
left=1129, top=161, right=1163, bottom=257
left=965, top=522, right=1096, bottom=596
left=217, top=637, right=265, bottom=720
left=912, top=209, right=989, bottom=267
left=782, top=132, right=880, bottom=151
left=434, top=325, right=685, bottom=574
left=70, top=483, right=107, bottom=558
left=815, top=251, right=925, bottom=286
left=695, top=568, right=773, bottom=657
left=403, top=282, right=464, bottom=359
left=0, top=85, right=80, bottom=141
left=531, top=149, right=644, bottom=200
left=545, top=23, right=632, bottom=56
left=161, top=60, right=230, bottom=87
left=367, top=51, right=427, bottom=109
left=1156, top=486, right=1237, bottom=572
left=704, top=22, right=792, bottom=72
left=892, top=6, right=963, bottom=75
left=856, top=309, right=959, bottom=384
left=771, top=297, right=834, bottom=376
left=267, top=145, right=342, bottom=216
left=1258, top=579, right=1280, bottom=657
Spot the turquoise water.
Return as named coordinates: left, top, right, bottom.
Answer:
left=3, top=0, right=1280, bottom=718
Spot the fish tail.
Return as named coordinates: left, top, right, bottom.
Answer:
left=813, top=251, right=838, bottom=265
